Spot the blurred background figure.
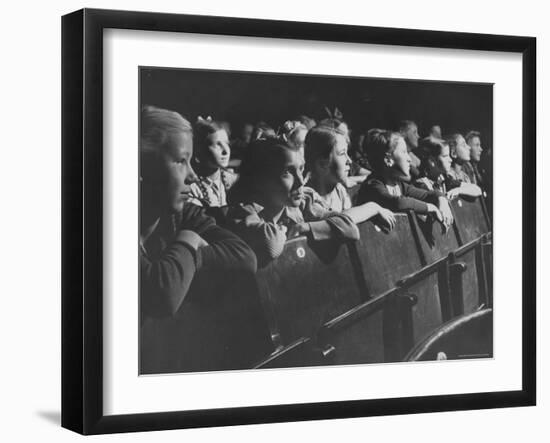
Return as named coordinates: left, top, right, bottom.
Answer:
left=398, top=120, right=422, bottom=179
left=464, top=130, right=486, bottom=187
left=429, top=124, right=442, bottom=139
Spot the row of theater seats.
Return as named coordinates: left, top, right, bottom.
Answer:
left=140, top=197, right=493, bottom=374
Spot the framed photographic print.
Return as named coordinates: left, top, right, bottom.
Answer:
left=61, top=8, right=536, bottom=435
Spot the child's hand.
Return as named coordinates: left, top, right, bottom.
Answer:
left=378, top=208, right=396, bottom=232
left=438, top=197, right=454, bottom=229
left=426, top=203, right=444, bottom=224
left=346, top=175, right=367, bottom=187
left=287, top=222, right=311, bottom=238
left=446, top=188, right=460, bottom=200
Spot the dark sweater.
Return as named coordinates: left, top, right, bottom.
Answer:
left=357, top=174, right=443, bottom=213
left=140, top=204, right=257, bottom=318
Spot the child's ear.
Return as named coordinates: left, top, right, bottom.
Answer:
left=384, top=155, right=394, bottom=168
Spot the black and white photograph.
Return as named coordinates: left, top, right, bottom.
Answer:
left=139, top=67, right=493, bottom=375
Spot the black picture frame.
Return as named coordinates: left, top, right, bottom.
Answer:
left=61, top=8, right=536, bottom=435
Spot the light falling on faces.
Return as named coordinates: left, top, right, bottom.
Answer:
left=453, top=135, right=471, bottom=162
left=146, top=131, right=198, bottom=214
left=403, top=123, right=420, bottom=150
left=388, top=136, right=412, bottom=181
left=203, top=129, right=231, bottom=169
left=263, top=148, right=305, bottom=209
left=437, top=143, right=453, bottom=174
left=327, top=133, right=352, bottom=185
left=467, top=136, right=483, bottom=162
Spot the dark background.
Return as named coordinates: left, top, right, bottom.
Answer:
left=140, top=67, right=493, bottom=152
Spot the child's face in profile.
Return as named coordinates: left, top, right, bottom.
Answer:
left=327, top=133, right=352, bottom=185
left=467, top=136, right=483, bottom=162
left=204, top=129, right=231, bottom=169
left=263, top=148, right=305, bottom=209
left=390, top=137, right=412, bottom=180
left=454, top=135, right=471, bottom=162
left=154, top=131, right=197, bottom=214
left=403, top=124, right=419, bottom=149
left=437, top=144, right=453, bottom=174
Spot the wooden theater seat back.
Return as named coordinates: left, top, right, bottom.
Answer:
left=255, top=236, right=364, bottom=349
left=452, top=197, right=491, bottom=245
left=355, top=214, right=423, bottom=297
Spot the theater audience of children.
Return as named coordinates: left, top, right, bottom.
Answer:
left=303, top=125, right=396, bottom=231
left=226, top=137, right=361, bottom=266
left=140, top=103, right=490, bottom=273
left=415, top=136, right=482, bottom=199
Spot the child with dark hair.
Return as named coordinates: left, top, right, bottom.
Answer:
left=357, top=129, right=453, bottom=229
left=416, top=136, right=482, bottom=199
left=304, top=125, right=395, bottom=231
left=140, top=105, right=256, bottom=318
left=188, top=117, right=237, bottom=207
left=227, top=138, right=359, bottom=266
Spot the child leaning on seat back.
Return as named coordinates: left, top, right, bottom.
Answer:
left=226, top=137, right=360, bottom=267
left=415, top=136, right=482, bottom=200
left=139, top=105, right=257, bottom=319
left=303, top=125, right=396, bottom=232
left=356, top=129, right=454, bottom=230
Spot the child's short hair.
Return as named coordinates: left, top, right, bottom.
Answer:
left=140, top=105, right=192, bottom=157
left=418, top=137, right=448, bottom=181
left=229, top=138, right=295, bottom=204
left=304, top=125, right=345, bottom=173
left=446, top=133, right=464, bottom=157
left=465, top=130, right=481, bottom=144
left=362, top=128, right=403, bottom=172
left=193, top=117, right=224, bottom=158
